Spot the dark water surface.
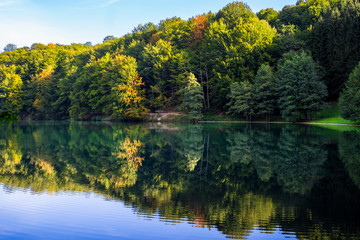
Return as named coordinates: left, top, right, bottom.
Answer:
left=0, top=122, right=359, bottom=239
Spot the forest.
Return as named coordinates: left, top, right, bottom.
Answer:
left=0, top=0, right=360, bottom=122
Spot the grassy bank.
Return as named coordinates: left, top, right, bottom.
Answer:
left=144, top=103, right=360, bottom=127
left=201, top=103, right=360, bottom=126
left=312, top=103, right=360, bottom=125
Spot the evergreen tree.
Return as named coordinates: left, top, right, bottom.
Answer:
left=276, top=51, right=327, bottom=120
left=253, top=64, right=276, bottom=122
left=179, top=73, right=204, bottom=121
left=310, top=0, right=360, bottom=98
left=227, top=81, right=255, bottom=121
left=339, top=62, right=360, bottom=121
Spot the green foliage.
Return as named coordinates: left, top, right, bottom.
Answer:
left=3, top=43, right=17, bottom=52
left=339, top=62, right=360, bottom=121
left=312, top=103, right=358, bottom=124
left=203, top=2, right=276, bottom=109
left=1, top=122, right=360, bottom=239
left=103, top=35, right=115, bottom=42
left=310, top=0, right=360, bottom=98
left=0, top=65, right=23, bottom=114
left=178, top=125, right=204, bottom=171
left=226, top=81, right=255, bottom=120
left=257, top=8, right=280, bottom=27
left=278, top=0, right=334, bottom=30
left=70, top=53, right=148, bottom=120
left=339, top=131, right=360, bottom=188
left=141, top=39, right=190, bottom=110
left=0, top=1, right=358, bottom=121
left=276, top=51, right=327, bottom=120
left=179, top=73, right=204, bottom=121
left=253, top=64, right=276, bottom=121
left=0, top=111, right=18, bottom=124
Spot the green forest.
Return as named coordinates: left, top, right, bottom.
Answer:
left=1, top=0, right=360, bottom=122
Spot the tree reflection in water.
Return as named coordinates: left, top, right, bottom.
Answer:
left=0, top=122, right=359, bottom=239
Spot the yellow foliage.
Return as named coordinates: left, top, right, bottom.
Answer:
left=33, top=98, right=44, bottom=110
left=118, top=137, right=144, bottom=169
left=115, top=75, right=148, bottom=119
left=36, top=158, right=55, bottom=175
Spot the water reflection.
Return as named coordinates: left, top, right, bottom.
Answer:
left=0, top=122, right=359, bottom=239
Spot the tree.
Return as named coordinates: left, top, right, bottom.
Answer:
left=179, top=73, right=204, bottom=121
left=275, top=126, right=327, bottom=194
left=32, top=65, right=56, bottom=119
left=140, top=40, right=189, bottom=110
left=339, top=131, right=360, bottom=188
left=0, top=65, right=23, bottom=114
left=0, top=111, right=18, bottom=124
left=339, top=62, right=360, bottom=121
left=253, top=64, right=276, bottom=122
left=276, top=51, right=327, bottom=120
left=277, top=0, right=332, bottom=30
left=310, top=0, right=360, bottom=98
left=69, top=53, right=148, bottom=120
left=203, top=2, right=277, bottom=110
left=3, top=44, right=17, bottom=52
left=111, top=55, right=149, bottom=120
left=226, top=81, right=255, bottom=121
left=257, top=8, right=280, bottom=28
left=178, top=125, right=204, bottom=171
left=189, top=15, right=208, bottom=45
left=103, top=35, right=115, bottom=42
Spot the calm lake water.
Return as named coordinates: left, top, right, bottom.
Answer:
left=0, top=122, right=359, bottom=239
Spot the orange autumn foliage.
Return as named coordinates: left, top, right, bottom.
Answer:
left=189, top=15, right=208, bottom=44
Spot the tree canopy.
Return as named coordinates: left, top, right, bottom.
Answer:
left=276, top=51, right=327, bottom=120
left=339, top=62, right=360, bottom=121
left=0, top=0, right=357, bottom=121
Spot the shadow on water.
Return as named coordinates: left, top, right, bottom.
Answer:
left=0, top=122, right=360, bottom=239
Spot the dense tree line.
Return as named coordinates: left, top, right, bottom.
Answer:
left=0, top=0, right=359, bottom=121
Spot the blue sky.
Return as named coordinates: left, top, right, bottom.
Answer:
left=0, top=0, right=296, bottom=51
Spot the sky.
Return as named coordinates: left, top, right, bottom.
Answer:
left=0, top=0, right=296, bottom=51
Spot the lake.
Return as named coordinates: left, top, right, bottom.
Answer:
left=0, top=122, right=359, bottom=239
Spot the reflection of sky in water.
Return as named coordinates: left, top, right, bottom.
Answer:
left=0, top=123, right=359, bottom=239
left=0, top=186, right=295, bottom=240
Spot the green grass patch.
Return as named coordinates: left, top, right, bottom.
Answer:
left=313, top=124, right=360, bottom=132
left=312, top=103, right=360, bottom=125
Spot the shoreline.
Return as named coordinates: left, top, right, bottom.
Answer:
left=8, top=119, right=360, bottom=127
left=199, top=120, right=360, bottom=127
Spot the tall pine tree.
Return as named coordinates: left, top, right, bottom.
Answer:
left=179, top=73, right=204, bottom=121
left=254, top=64, right=276, bottom=122
left=339, top=62, right=360, bottom=121
left=277, top=51, right=327, bottom=120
